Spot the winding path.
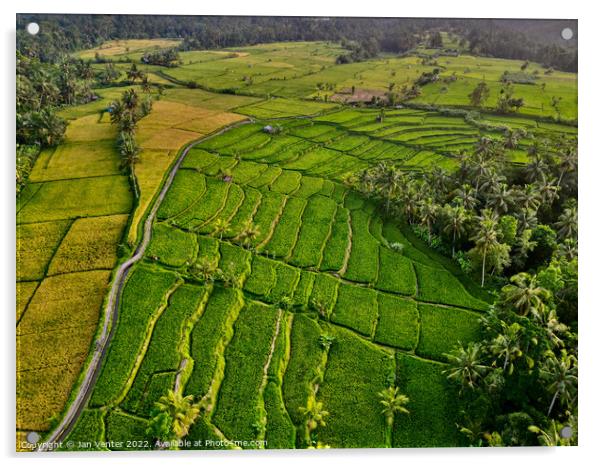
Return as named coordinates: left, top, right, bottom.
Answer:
left=37, top=119, right=251, bottom=452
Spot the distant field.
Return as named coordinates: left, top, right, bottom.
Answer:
left=157, top=42, right=577, bottom=120
left=75, top=38, right=182, bottom=59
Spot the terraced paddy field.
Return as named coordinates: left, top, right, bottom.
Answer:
left=17, top=38, right=577, bottom=451
left=59, top=110, right=504, bottom=450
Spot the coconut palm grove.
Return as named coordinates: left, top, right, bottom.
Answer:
left=16, top=15, right=577, bottom=451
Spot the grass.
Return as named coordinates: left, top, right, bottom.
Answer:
left=219, top=242, right=252, bottom=285
left=147, top=223, right=197, bottom=268
left=16, top=281, right=38, bottom=322
left=247, top=191, right=286, bottom=246
left=330, top=283, right=378, bottom=337
left=292, top=271, right=315, bottom=307
left=416, top=303, right=482, bottom=361
left=414, top=262, right=488, bottom=311
left=212, top=302, right=279, bottom=444
left=375, top=246, right=416, bottom=296
left=223, top=189, right=263, bottom=238
left=309, top=273, right=340, bottom=315
left=267, top=263, right=300, bottom=304
left=393, top=353, right=464, bottom=447
left=264, top=197, right=306, bottom=258
left=157, top=170, right=206, bottom=220
left=16, top=270, right=111, bottom=430
left=16, top=220, right=71, bottom=280
left=317, top=325, right=394, bottom=448
left=76, top=38, right=182, bottom=59
left=104, top=411, right=152, bottom=450
left=173, top=178, right=230, bottom=230
left=17, top=175, right=132, bottom=224
left=373, top=295, right=419, bottom=350
left=244, top=256, right=277, bottom=297
left=60, top=410, right=106, bottom=451
left=47, top=214, right=128, bottom=275
left=342, top=210, right=380, bottom=283
left=320, top=206, right=350, bottom=272
left=122, top=284, right=208, bottom=415
left=89, top=265, right=180, bottom=407
left=282, top=315, right=323, bottom=427
left=289, top=195, right=336, bottom=268
left=29, top=139, right=120, bottom=182
left=185, top=287, right=244, bottom=397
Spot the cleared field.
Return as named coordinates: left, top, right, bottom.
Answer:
left=75, top=38, right=182, bottom=59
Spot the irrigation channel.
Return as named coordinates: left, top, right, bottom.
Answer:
left=37, top=119, right=252, bottom=452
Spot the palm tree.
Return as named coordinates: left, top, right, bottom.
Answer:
left=146, top=411, right=173, bottom=447
left=513, top=228, right=537, bottom=267
left=443, top=342, right=489, bottom=392
left=479, top=171, right=506, bottom=197
left=117, top=131, right=141, bottom=170
left=238, top=221, right=260, bottom=249
left=529, top=417, right=577, bottom=446
left=500, top=272, right=551, bottom=318
left=153, top=390, right=200, bottom=440
left=556, top=239, right=577, bottom=261
left=189, top=258, right=218, bottom=282
left=516, top=184, right=541, bottom=212
left=108, top=100, right=125, bottom=125
left=418, top=198, right=439, bottom=242
left=554, top=206, right=577, bottom=241
left=429, top=167, right=449, bottom=195
left=442, top=204, right=469, bottom=256
left=540, top=350, right=578, bottom=416
left=299, top=397, right=329, bottom=445
left=503, top=129, right=520, bottom=149
left=399, top=183, right=419, bottom=222
left=378, top=386, right=410, bottom=445
left=537, top=177, right=560, bottom=207
left=556, top=147, right=577, bottom=188
left=540, top=306, right=569, bottom=348
left=454, top=184, right=478, bottom=210
left=488, top=321, right=524, bottom=373
left=486, top=183, right=516, bottom=214
left=127, top=62, right=143, bottom=83
left=373, top=163, right=401, bottom=214
left=213, top=218, right=230, bottom=240
left=514, top=208, right=538, bottom=233
left=525, top=155, right=549, bottom=183
left=471, top=157, right=492, bottom=194
left=141, top=75, right=152, bottom=93
left=470, top=211, right=500, bottom=287
left=122, top=88, right=139, bottom=111
left=33, top=109, right=67, bottom=147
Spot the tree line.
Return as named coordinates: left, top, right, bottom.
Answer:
left=17, top=15, right=576, bottom=72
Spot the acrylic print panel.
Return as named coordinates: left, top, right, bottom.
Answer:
left=15, top=14, right=577, bottom=451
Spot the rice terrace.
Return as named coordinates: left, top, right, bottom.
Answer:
left=16, top=15, right=578, bottom=451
